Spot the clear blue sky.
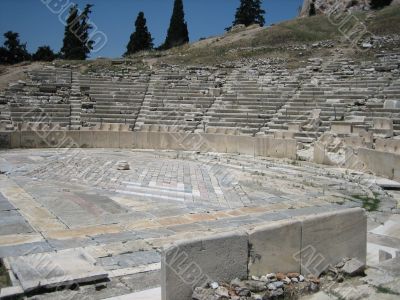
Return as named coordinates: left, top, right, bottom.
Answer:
left=0, top=0, right=303, bottom=58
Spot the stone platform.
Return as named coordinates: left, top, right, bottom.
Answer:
left=0, top=149, right=398, bottom=299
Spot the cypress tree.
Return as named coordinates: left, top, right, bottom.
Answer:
left=370, top=0, right=392, bottom=9
left=125, top=12, right=154, bottom=56
left=309, top=0, right=316, bottom=16
left=231, top=0, right=266, bottom=28
left=162, top=0, right=189, bottom=50
left=77, top=4, right=94, bottom=59
left=61, top=4, right=94, bottom=60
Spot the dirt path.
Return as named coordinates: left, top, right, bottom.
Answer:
left=0, top=62, right=44, bottom=91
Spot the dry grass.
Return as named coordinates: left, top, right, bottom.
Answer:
left=70, top=5, right=400, bottom=67
left=154, top=5, right=400, bottom=66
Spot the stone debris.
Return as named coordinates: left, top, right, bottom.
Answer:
left=116, top=161, right=130, bottom=170
left=341, top=258, right=366, bottom=277
left=192, top=272, right=320, bottom=300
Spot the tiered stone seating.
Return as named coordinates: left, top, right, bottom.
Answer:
left=204, top=68, right=297, bottom=136
left=78, top=73, right=149, bottom=129
left=8, top=68, right=72, bottom=128
left=348, top=79, right=400, bottom=135
left=1, top=54, right=399, bottom=137
left=135, top=68, right=216, bottom=132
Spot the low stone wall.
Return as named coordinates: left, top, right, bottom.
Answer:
left=346, top=147, right=400, bottom=181
left=0, top=131, right=297, bottom=160
left=375, top=138, right=400, bottom=155
left=161, top=208, right=366, bottom=300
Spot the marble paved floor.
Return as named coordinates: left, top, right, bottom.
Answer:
left=0, top=149, right=398, bottom=299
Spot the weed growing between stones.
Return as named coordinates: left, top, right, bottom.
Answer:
left=351, top=193, right=380, bottom=212
left=376, top=285, right=400, bottom=295
left=0, top=260, right=11, bottom=288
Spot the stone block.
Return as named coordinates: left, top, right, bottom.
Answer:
left=375, top=138, right=400, bottom=155
left=331, top=122, right=353, bottom=134
left=160, top=132, right=186, bottom=150
left=357, top=148, right=400, bottom=180
left=161, top=230, right=248, bottom=300
left=313, top=142, right=335, bottom=165
left=108, top=132, right=120, bottom=148
left=79, top=131, right=94, bottom=148
left=384, top=100, right=400, bottom=109
left=344, top=136, right=372, bottom=150
left=20, top=131, right=40, bottom=148
left=8, top=248, right=108, bottom=292
left=0, top=132, right=11, bottom=148
left=248, top=219, right=301, bottom=276
left=92, top=131, right=110, bottom=148
left=372, top=118, right=393, bottom=137
left=119, top=132, right=134, bottom=148
left=288, top=123, right=302, bottom=132
left=374, top=117, right=394, bottom=130
left=183, top=133, right=212, bottom=152
left=274, top=130, right=295, bottom=140
left=201, top=134, right=230, bottom=153
left=236, top=136, right=254, bottom=155
left=299, top=208, right=367, bottom=276
left=43, top=131, right=79, bottom=148
left=255, top=136, right=297, bottom=159
left=10, top=131, right=21, bottom=148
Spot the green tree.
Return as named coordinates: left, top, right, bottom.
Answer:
left=309, top=0, right=316, bottom=16
left=61, top=4, right=94, bottom=60
left=0, top=31, right=30, bottom=64
left=33, top=46, right=57, bottom=61
left=125, top=12, right=153, bottom=56
left=370, top=0, right=392, bottom=9
left=161, top=0, right=189, bottom=50
left=230, top=0, right=266, bottom=29
left=77, top=4, right=94, bottom=58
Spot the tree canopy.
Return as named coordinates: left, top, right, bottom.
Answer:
left=231, top=0, right=266, bottom=28
left=309, top=0, right=316, bottom=16
left=125, top=12, right=154, bottom=56
left=161, top=0, right=189, bottom=50
left=370, top=0, right=393, bottom=9
left=61, top=4, right=94, bottom=60
left=33, top=46, right=57, bottom=61
left=0, top=31, right=30, bottom=64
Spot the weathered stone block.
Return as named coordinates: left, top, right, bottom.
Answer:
left=0, top=132, right=11, bottom=148
left=79, top=131, right=94, bottom=148
left=248, top=219, right=301, bottom=276
left=10, top=131, right=21, bottom=148
left=119, top=132, right=134, bottom=148
left=299, top=208, right=367, bottom=276
left=92, top=131, right=110, bottom=148
left=161, top=231, right=248, bottom=300
left=108, top=132, right=120, bottom=148
left=331, top=122, right=353, bottom=134
left=384, top=100, right=400, bottom=109
left=8, top=248, right=108, bottom=292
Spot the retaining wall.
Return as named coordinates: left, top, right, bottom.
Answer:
left=345, top=147, right=400, bottom=181
left=161, top=208, right=367, bottom=300
left=0, top=131, right=297, bottom=160
left=375, top=138, right=400, bottom=155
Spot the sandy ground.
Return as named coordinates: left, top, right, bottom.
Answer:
left=0, top=62, right=44, bottom=91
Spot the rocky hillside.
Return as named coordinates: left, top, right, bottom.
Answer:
left=135, top=5, right=400, bottom=66
left=300, top=0, right=400, bottom=17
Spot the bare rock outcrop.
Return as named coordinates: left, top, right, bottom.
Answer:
left=300, top=0, right=399, bottom=17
